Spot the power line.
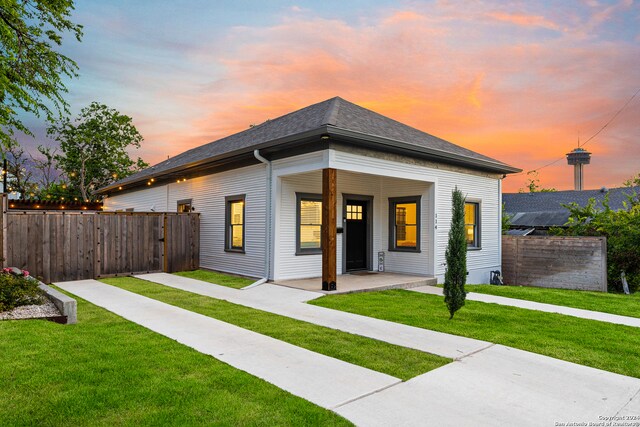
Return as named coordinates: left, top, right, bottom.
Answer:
left=579, top=86, right=640, bottom=148
left=509, top=87, right=640, bottom=177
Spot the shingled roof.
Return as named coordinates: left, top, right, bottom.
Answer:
left=503, top=187, right=639, bottom=228
left=100, top=97, right=519, bottom=193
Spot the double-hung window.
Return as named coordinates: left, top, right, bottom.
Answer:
left=465, top=202, right=480, bottom=249
left=389, top=196, right=421, bottom=252
left=225, top=195, right=245, bottom=252
left=296, top=193, right=322, bottom=254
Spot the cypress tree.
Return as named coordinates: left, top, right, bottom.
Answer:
left=444, top=187, right=467, bottom=319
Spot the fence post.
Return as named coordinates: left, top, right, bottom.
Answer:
left=94, top=212, right=101, bottom=278
left=601, top=236, right=607, bottom=292
left=1, top=193, right=5, bottom=267
left=514, top=236, right=519, bottom=286
left=162, top=213, right=168, bottom=272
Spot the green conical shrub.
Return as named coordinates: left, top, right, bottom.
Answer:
left=444, top=187, right=467, bottom=319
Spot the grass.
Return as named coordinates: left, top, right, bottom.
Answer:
left=174, top=269, right=254, bottom=289
left=0, top=291, right=350, bottom=426
left=102, top=277, right=449, bottom=381
left=465, top=284, right=640, bottom=319
left=310, top=289, right=640, bottom=379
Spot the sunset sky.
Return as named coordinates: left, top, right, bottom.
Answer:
left=17, top=0, right=640, bottom=192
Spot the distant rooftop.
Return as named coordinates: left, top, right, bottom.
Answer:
left=503, top=187, right=639, bottom=228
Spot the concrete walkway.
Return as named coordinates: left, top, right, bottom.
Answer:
left=336, top=344, right=640, bottom=426
left=56, top=275, right=640, bottom=426
left=55, top=280, right=400, bottom=409
left=412, top=285, right=640, bottom=328
left=135, top=273, right=491, bottom=359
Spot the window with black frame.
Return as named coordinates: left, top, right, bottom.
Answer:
left=225, top=195, right=245, bottom=252
left=177, top=199, right=192, bottom=213
left=296, top=193, right=322, bottom=254
left=465, top=202, right=480, bottom=248
left=389, top=196, right=421, bottom=252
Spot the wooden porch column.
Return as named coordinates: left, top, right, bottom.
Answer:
left=322, top=168, right=337, bottom=291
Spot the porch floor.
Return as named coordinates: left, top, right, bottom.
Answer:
left=273, top=272, right=437, bottom=295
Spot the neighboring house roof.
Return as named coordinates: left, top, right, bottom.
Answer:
left=503, top=187, right=639, bottom=228
left=99, top=97, right=520, bottom=194
left=505, top=228, right=535, bottom=236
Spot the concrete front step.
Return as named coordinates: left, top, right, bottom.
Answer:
left=275, top=272, right=437, bottom=295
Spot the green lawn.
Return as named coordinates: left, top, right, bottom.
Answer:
left=0, top=292, right=349, bottom=426
left=466, top=284, right=640, bottom=318
left=103, top=277, right=448, bottom=381
left=310, top=290, right=640, bottom=379
left=174, top=269, right=254, bottom=289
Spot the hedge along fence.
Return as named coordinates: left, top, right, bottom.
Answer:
left=502, top=235, right=607, bottom=292
left=1, top=198, right=199, bottom=284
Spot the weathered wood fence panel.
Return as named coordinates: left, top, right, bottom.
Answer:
left=1, top=203, right=199, bottom=283
left=95, top=213, right=164, bottom=278
left=164, top=213, right=200, bottom=273
left=4, top=212, right=96, bottom=282
left=502, top=235, right=607, bottom=292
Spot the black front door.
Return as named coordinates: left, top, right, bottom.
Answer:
left=345, top=200, right=368, bottom=271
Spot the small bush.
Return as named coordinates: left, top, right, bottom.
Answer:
left=551, top=175, right=640, bottom=293
left=0, top=270, right=45, bottom=312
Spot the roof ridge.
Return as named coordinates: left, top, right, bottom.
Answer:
left=322, top=96, right=341, bottom=125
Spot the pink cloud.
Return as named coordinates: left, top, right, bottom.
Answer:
left=485, top=11, right=560, bottom=30
left=122, top=3, right=639, bottom=194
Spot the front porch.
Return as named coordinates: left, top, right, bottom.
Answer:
left=274, top=272, right=436, bottom=295
left=272, top=161, right=437, bottom=288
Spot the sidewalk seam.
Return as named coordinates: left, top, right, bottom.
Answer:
left=330, top=379, right=403, bottom=410
left=615, top=386, right=640, bottom=417
left=454, top=343, right=496, bottom=361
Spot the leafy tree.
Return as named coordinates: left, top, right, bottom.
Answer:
left=37, top=180, right=74, bottom=201
left=519, top=171, right=557, bottom=193
left=551, top=174, right=640, bottom=293
left=49, top=102, right=148, bottom=201
left=0, top=0, right=83, bottom=148
left=444, top=187, right=467, bottom=319
left=501, top=202, right=512, bottom=234
left=2, top=141, right=37, bottom=197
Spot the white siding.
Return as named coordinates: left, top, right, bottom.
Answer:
left=104, top=164, right=267, bottom=278
left=434, top=175, right=501, bottom=284
left=379, top=177, right=432, bottom=276
left=273, top=170, right=433, bottom=280
left=330, top=149, right=502, bottom=284
left=103, top=148, right=502, bottom=284
left=103, top=185, right=169, bottom=212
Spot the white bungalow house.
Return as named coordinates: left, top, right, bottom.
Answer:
left=99, top=97, right=520, bottom=287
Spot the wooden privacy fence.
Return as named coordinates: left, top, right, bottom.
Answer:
left=1, top=208, right=199, bottom=283
left=502, top=235, right=607, bottom=292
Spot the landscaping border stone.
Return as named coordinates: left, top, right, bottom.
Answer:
left=38, top=282, right=77, bottom=324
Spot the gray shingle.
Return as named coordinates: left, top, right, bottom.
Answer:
left=504, top=187, right=639, bottom=227
left=104, top=97, right=518, bottom=191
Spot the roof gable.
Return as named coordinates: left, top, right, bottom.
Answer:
left=104, top=97, right=519, bottom=192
